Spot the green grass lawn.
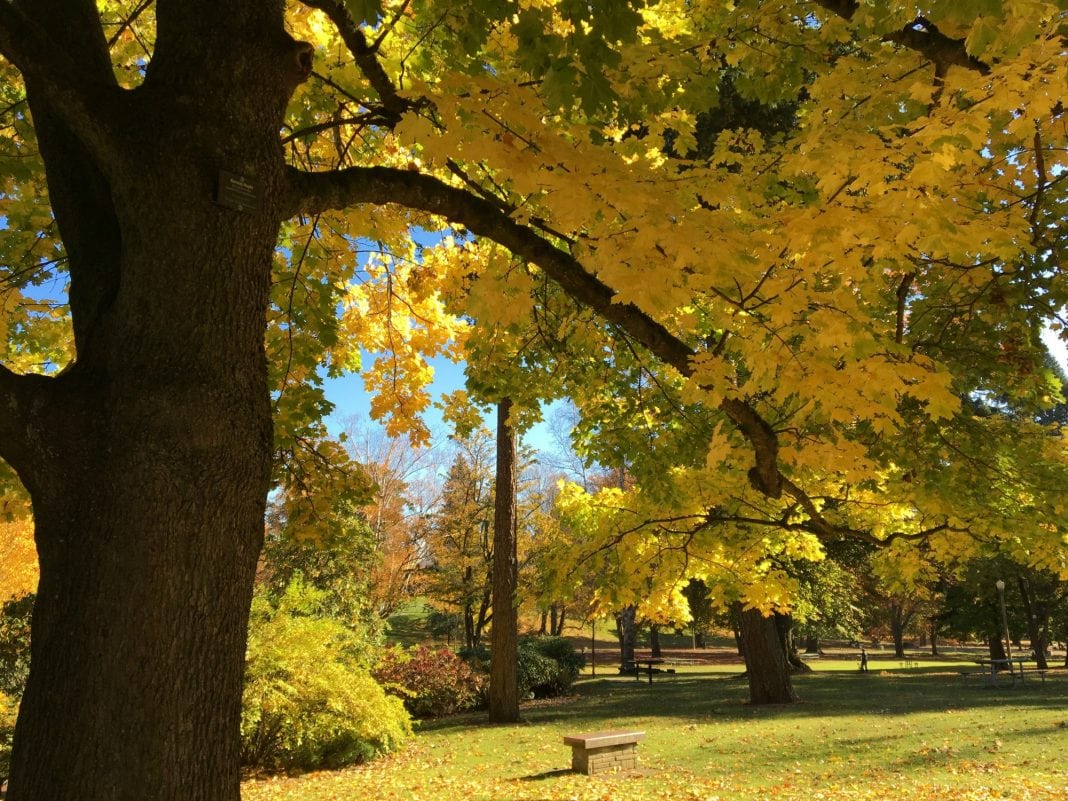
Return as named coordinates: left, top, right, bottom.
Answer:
left=383, top=599, right=438, bottom=647
left=243, top=662, right=1068, bottom=801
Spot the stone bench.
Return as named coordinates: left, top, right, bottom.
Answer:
left=563, top=729, right=644, bottom=774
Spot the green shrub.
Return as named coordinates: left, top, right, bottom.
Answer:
left=425, top=610, right=462, bottom=641
left=516, top=643, right=557, bottom=699
left=0, top=594, right=33, bottom=697
left=457, top=643, right=490, bottom=669
left=517, top=636, right=583, bottom=698
left=374, top=644, right=486, bottom=718
left=0, top=690, right=16, bottom=782
left=241, top=580, right=411, bottom=772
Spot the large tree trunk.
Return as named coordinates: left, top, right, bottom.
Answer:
left=650, top=625, right=662, bottom=658
left=2, top=6, right=311, bottom=799
left=489, top=398, right=519, bottom=723
left=738, top=607, right=799, bottom=705
left=731, top=602, right=745, bottom=656
left=775, top=612, right=810, bottom=673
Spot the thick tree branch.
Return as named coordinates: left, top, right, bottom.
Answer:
left=812, top=1, right=991, bottom=75
left=17, top=0, right=116, bottom=82
left=299, top=0, right=421, bottom=125
left=703, top=504, right=967, bottom=547
left=6, top=2, right=127, bottom=362
left=577, top=503, right=971, bottom=572
left=0, top=366, right=18, bottom=460
left=285, top=165, right=693, bottom=359
left=284, top=164, right=784, bottom=496
left=0, top=366, right=54, bottom=479
left=0, top=2, right=125, bottom=173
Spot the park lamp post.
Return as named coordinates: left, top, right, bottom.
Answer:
left=996, top=579, right=1013, bottom=674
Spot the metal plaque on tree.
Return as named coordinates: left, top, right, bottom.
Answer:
left=215, top=170, right=260, bottom=212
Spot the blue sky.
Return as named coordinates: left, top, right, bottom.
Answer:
left=322, top=328, right=1068, bottom=460
left=322, top=354, right=564, bottom=454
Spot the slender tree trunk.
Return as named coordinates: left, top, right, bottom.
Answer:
left=550, top=605, right=559, bottom=635
left=987, top=633, right=1007, bottom=663
left=474, top=591, right=491, bottom=648
left=1016, top=575, right=1048, bottom=669
left=489, top=399, right=519, bottom=723
left=616, top=606, right=637, bottom=666
left=464, top=599, right=476, bottom=651
left=738, top=607, right=798, bottom=704
left=650, top=625, right=662, bottom=658
left=928, top=618, right=939, bottom=656
left=804, top=635, right=820, bottom=654
left=539, top=610, right=548, bottom=635
left=889, top=603, right=908, bottom=658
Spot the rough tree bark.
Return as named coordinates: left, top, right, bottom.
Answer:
left=738, top=607, right=799, bottom=704
left=488, top=398, right=519, bottom=723
left=1, top=4, right=312, bottom=799
left=616, top=605, right=637, bottom=667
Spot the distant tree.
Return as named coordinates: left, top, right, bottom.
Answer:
left=682, top=579, right=714, bottom=648
left=422, top=434, right=496, bottom=651
left=344, top=422, right=443, bottom=619
left=940, top=555, right=1066, bottom=669
left=262, top=494, right=379, bottom=627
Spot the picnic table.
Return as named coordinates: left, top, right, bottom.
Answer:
left=974, top=656, right=1026, bottom=686
left=635, top=657, right=663, bottom=684
left=619, top=658, right=676, bottom=684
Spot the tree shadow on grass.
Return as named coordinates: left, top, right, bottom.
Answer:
left=414, top=670, right=1068, bottom=737
left=517, top=670, right=1068, bottom=727
left=518, top=768, right=574, bottom=781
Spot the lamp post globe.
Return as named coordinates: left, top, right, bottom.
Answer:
left=995, top=578, right=1012, bottom=672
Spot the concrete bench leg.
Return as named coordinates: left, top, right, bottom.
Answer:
left=571, top=742, right=638, bottom=774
